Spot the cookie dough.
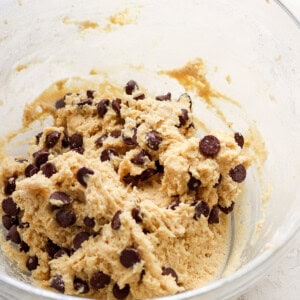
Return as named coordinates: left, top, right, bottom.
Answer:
left=0, top=80, right=251, bottom=299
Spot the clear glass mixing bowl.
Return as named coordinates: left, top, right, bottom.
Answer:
left=0, top=0, right=299, bottom=299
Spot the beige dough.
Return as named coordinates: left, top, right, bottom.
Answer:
left=0, top=81, right=251, bottom=299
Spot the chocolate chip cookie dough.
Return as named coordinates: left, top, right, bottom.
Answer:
left=0, top=80, right=251, bottom=299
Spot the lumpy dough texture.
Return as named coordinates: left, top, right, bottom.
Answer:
left=0, top=81, right=251, bottom=299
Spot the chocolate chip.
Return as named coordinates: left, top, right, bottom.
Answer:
left=178, top=109, right=189, bottom=127
left=133, top=93, right=145, bottom=100
left=69, top=134, right=83, bottom=149
left=199, top=135, right=220, bottom=157
left=146, top=130, right=162, bottom=151
left=95, top=134, right=108, bottom=147
left=71, top=147, right=85, bottom=154
left=55, top=208, right=76, bottom=227
left=125, top=80, right=138, bottom=95
left=140, top=168, right=156, bottom=181
left=162, top=267, right=178, bottom=283
left=77, top=167, right=94, bottom=187
left=123, top=174, right=139, bottom=186
left=2, top=215, right=18, bottom=230
left=208, top=205, right=219, bottom=224
left=2, top=197, right=19, bottom=216
left=55, top=98, right=65, bottom=109
left=234, top=132, right=244, bottom=148
left=187, top=175, right=201, bottom=191
left=33, top=149, right=50, bottom=167
left=155, top=160, right=164, bottom=174
left=6, top=225, right=21, bottom=244
left=78, top=98, right=93, bottom=106
left=122, top=128, right=137, bottom=146
left=45, top=131, right=61, bottom=148
left=90, top=271, right=111, bottom=290
left=74, top=277, right=89, bottom=294
left=20, top=241, right=30, bottom=253
left=45, top=239, right=61, bottom=258
left=143, top=228, right=150, bottom=235
left=213, top=174, right=222, bottom=188
left=219, top=202, right=235, bottom=214
left=73, top=232, right=90, bottom=250
left=193, top=201, right=210, bottom=220
left=4, top=177, right=16, bottom=195
left=111, top=130, right=121, bottom=138
left=84, top=216, right=95, bottom=228
left=61, top=133, right=69, bottom=148
left=97, top=99, right=110, bottom=118
left=156, top=93, right=171, bottom=101
left=49, top=192, right=71, bottom=207
left=26, top=255, right=39, bottom=271
left=54, top=248, right=70, bottom=259
left=229, top=164, right=246, bottom=183
left=120, top=247, right=141, bottom=268
left=86, top=90, right=95, bottom=99
left=112, top=98, right=121, bottom=115
left=168, top=199, right=181, bottom=210
left=111, top=210, right=122, bottom=230
left=139, top=269, right=146, bottom=283
left=41, top=163, right=57, bottom=178
left=36, top=132, right=43, bottom=145
left=131, top=207, right=142, bottom=223
left=100, top=148, right=118, bottom=162
left=25, top=164, right=39, bottom=177
left=113, top=283, right=130, bottom=300
left=131, top=150, right=151, bottom=165
left=51, top=275, right=65, bottom=293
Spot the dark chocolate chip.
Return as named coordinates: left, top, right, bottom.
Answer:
left=25, top=164, right=39, bottom=177
left=199, top=135, right=221, bottom=157
left=178, top=109, right=189, bottom=127
left=55, top=208, right=76, bottom=227
left=168, top=199, right=181, bottom=210
left=156, top=93, right=171, bottom=101
left=146, top=130, right=162, bottom=151
left=110, top=130, right=121, bottom=138
left=26, top=255, right=39, bottom=271
left=155, top=160, right=164, bottom=174
left=6, top=225, right=21, bottom=244
left=33, top=149, right=50, bottom=167
left=4, top=177, right=16, bottom=195
left=213, top=174, right=222, bottom=188
left=54, top=248, right=70, bottom=259
left=139, top=269, right=146, bottom=283
left=2, top=197, right=19, bottom=216
left=100, top=148, right=118, bottom=162
left=187, top=175, right=201, bottom=191
left=120, top=247, right=141, bottom=268
left=112, top=98, right=122, bottom=115
left=143, top=228, right=150, bottom=235
left=77, top=167, right=94, bottom=187
left=113, top=283, right=130, bottom=300
left=69, top=134, right=83, bottom=149
left=133, top=93, right=145, bottom=100
left=2, top=215, right=18, bottom=230
left=131, top=150, right=151, bottom=165
left=84, top=216, right=95, bottom=228
left=140, top=168, right=156, bottom=181
left=131, top=207, right=142, bottom=223
left=234, top=132, right=244, bottom=148
left=97, top=99, right=110, bottom=118
left=36, top=132, right=43, bottom=145
left=95, top=134, right=108, bottom=147
left=20, top=241, right=30, bottom=253
left=73, top=232, right=90, bottom=250
left=86, top=90, right=95, bottom=99
left=51, top=275, right=65, bottom=293
left=45, top=239, right=61, bottom=258
left=111, top=210, right=122, bottom=230
left=208, top=205, right=220, bottom=224
left=45, top=131, right=61, bottom=148
left=123, top=174, right=139, bottom=186
left=218, top=202, right=235, bottom=214
left=162, top=267, right=178, bottom=283
left=229, top=164, right=246, bottom=183
left=73, top=277, right=89, bottom=294
left=78, top=98, right=93, bottom=106
left=122, top=128, right=137, bottom=146
left=49, top=192, right=71, bottom=206
left=90, top=271, right=111, bottom=290
left=61, top=133, right=70, bottom=148
left=194, top=201, right=210, bottom=220
left=55, top=98, right=65, bottom=109
left=41, top=163, right=57, bottom=178
left=125, top=80, right=138, bottom=95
